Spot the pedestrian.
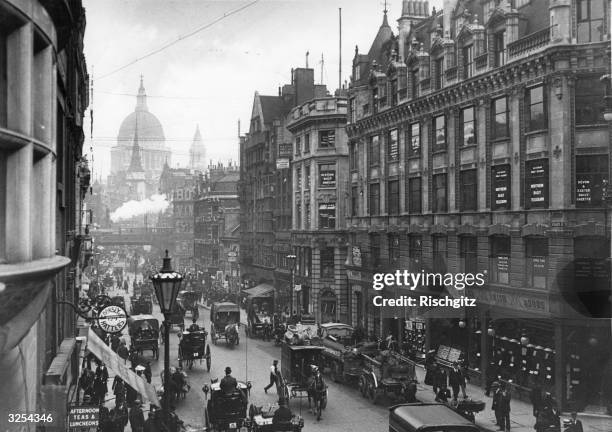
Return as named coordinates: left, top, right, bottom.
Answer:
left=264, top=360, right=279, bottom=394
left=448, top=361, right=467, bottom=400
left=117, top=340, right=129, bottom=363
left=94, top=362, right=109, bottom=404
left=491, top=382, right=502, bottom=427
left=129, top=400, right=146, bottom=432
left=144, top=361, right=152, bottom=384
left=530, top=384, right=542, bottom=418
left=112, top=376, right=125, bottom=405
left=424, top=350, right=437, bottom=386
left=433, top=363, right=447, bottom=396
left=110, top=402, right=128, bottom=432
left=110, top=333, right=121, bottom=352
left=495, top=382, right=511, bottom=432
left=405, top=379, right=418, bottom=403
left=566, top=411, right=583, bottom=432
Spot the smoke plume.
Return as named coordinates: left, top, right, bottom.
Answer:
left=110, top=194, right=170, bottom=222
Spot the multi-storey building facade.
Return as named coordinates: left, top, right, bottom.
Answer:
left=346, top=0, right=610, bottom=411
left=158, top=165, right=197, bottom=270
left=287, top=94, right=350, bottom=323
left=0, top=0, right=89, bottom=428
left=240, top=69, right=327, bottom=312
left=194, top=162, right=240, bottom=288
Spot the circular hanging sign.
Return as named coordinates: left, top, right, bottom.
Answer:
left=97, top=305, right=127, bottom=334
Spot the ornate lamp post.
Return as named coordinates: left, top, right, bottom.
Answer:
left=150, top=250, right=183, bottom=418
left=286, top=254, right=297, bottom=315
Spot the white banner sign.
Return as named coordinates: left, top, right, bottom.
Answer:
left=86, top=327, right=159, bottom=405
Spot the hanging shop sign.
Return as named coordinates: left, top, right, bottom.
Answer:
left=276, top=158, right=290, bottom=169
left=97, top=305, right=127, bottom=334
left=526, top=159, right=549, bottom=208
left=278, top=143, right=293, bottom=158
left=68, top=406, right=99, bottom=429
left=493, top=165, right=511, bottom=210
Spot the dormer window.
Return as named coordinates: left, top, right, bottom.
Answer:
left=390, top=79, right=398, bottom=107
left=411, top=68, right=419, bottom=99
left=462, top=45, right=474, bottom=78
left=434, top=57, right=444, bottom=90
left=493, top=30, right=506, bottom=67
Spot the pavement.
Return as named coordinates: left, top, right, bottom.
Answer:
left=78, top=286, right=611, bottom=432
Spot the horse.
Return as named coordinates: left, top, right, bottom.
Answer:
left=225, top=323, right=239, bottom=346
left=308, top=370, right=327, bottom=421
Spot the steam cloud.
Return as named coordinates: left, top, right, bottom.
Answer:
left=110, top=194, right=170, bottom=222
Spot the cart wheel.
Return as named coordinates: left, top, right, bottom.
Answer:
left=358, top=376, right=367, bottom=397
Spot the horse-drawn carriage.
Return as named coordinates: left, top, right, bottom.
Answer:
left=167, top=301, right=186, bottom=331
left=202, top=379, right=251, bottom=432
left=177, top=290, right=200, bottom=319
left=179, top=328, right=211, bottom=371
left=243, top=284, right=274, bottom=340
left=210, top=302, right=240, bottom=346
left=277, top=344, right=328, bottom=420
left=358, top=350, right=416, bottom=404
left=130, top=294, right=153, bottom=315
left=128, top=314, right=159, bottom=359
left=247, top=404, right=304, bottom=432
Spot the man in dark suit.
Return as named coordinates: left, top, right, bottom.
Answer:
left=448, top=361, right=467, bottom=400
left=495, top=383, right=511, bottom=432
left=220, top=366, right=238, bottom=394
left=272, top=398, right=293, bottom=425
left=129, top=400, right=146, bottom=432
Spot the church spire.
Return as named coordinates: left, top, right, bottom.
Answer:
left=128, top=118, right=144, bottom=172
left=189, top=124, right=206, bottom=171
left=136, top=75, right=148, bottom=111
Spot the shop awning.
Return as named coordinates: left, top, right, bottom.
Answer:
left=243, top=283, right=274, bottom=298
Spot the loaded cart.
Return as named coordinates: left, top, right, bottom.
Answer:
left=359, top=350, right=416, bottom=404
left=277, top=344, right=326, bottom=402
left=178, top=328, right=210, bottom=371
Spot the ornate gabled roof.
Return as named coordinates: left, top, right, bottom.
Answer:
left=367, top=11, right=395, bottom=67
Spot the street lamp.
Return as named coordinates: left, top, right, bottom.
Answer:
left=150, top=250, right=183, bottom=419
left=286, top=254, right=297, bottom=316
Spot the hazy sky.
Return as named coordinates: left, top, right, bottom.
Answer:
left=83, top=0, right=443, bottom=180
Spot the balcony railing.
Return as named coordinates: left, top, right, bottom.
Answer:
left=475, top=53, right=488, bottom=70
left=507, top=26, right=552, bottom=58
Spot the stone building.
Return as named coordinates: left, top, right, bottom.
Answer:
left=346, top=0, right=610, bottom=411
left=0, top=0, right=89, bottom=428
left=194, top=162, right=240, bottom=290
left=287, top=94, right=350, bottom=323
left=239, top=68, right=327, bottom=313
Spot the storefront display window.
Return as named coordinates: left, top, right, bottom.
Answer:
left=490, top=236, right=510, bottom=284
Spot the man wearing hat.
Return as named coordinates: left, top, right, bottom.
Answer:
left=220, top=366, right=238, bottom=394
left=129, top=400, right=145, bottom=432
left=264, top=360, right=279, bottom=394
left=272, top=398, right=293, bottom=425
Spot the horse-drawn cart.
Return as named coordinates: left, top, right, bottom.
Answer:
left=247, top=404, right=304, bottom=432
left=177, top=290, right=200, bottom=319
left=179, top=329, right=211, bottom=371
left=243, top=284, right=274, bottom=339
left=210, top=302, right=240, bottom=346
left=358, top=350, right=416, bottom=404
left=127, top=315, right=159, bottom=359
left=202, top=379, right=251, bottom=432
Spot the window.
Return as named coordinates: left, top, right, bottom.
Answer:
left=296, top=167, right=302, bottom=190
left=527, top=86, right=546, bottom=131
left=305, top=202, right=311, bottom=228
left=369, top=234, right=381, bottom=268
left=350, top=98, right=356, bottom=123
left=295, top=136, right=301, bottom=155
left=526, top=159, right=549, bottom=209
left=433, top=174, right=447, bottom=213
left=369, top=135, right=380, bottom=166
left=369, top=183, right=380, bottom=215
left=389, top=234, right=400, bottom=264
left=319, top=130, right=335, bottom=148
left=320, top=247, right=335, bottom=278
left=574, top=237, right=610, bottom=314
left=305, top=165, right=311, bottom=189
left=460, top=236, right=478, bottom=274
left=408, top=122, right=421, bottom=157
left=408, top=235, right=422, bottom=269
left=460, top=169, right=477, bottom=211
left=407, top=177, right=422, bottom=214
left=492, top=97, right=509, bottom=139
left=387, top=180, right=400, bottom=215
left=391, top=79, right=398, bottom=106
left=526, top=237, right=548, bottom=289
left=493, top=31, right=506, bottom=67
left=318, top=163, right=336, bottom=187
left=576, top=155, right=608, bottom=207
left=387, top=129, right=399, bottom=161
left=296, top=201, right=302, bottom=229
left=575, top=77, right=607, bottom=124
left=492, top=165, right=511, bottom=210
left=433, top=115, right=446, bottom=152
left=372, top=87, right=379, bottom=114
left=350, top=142, right=358, bottom=170
left=458, top=106, right=475, bottom=147
left=462, top=45, right=474, bottom=78
left=411, top=69, right=419, bottom=98
left=434, top=57, right=444, bottom=90
left=433, top=236, right=448, bottom=273
left=351, top=186, right=359, bottom=215
left=577, top=0, right=605, bottom=43
left=489, top=236, right=510, bottom=284
left=304, top=133, right=311, bottom=153
left=318, top=203, right=336, bottom=229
